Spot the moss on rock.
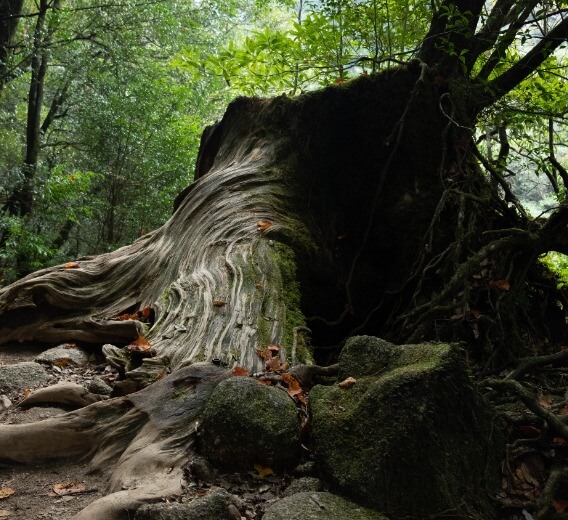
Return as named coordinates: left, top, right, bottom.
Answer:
left=198, top=376, right=301, bottom=470
left=310, top=336, right=504, bottom=519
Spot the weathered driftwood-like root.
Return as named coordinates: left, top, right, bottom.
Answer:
left=506, top=350, right=568, bottom=381
left=0, top=364, right=230, bottom=519
left=18, top=382, right=107, bottom=408
left=485, top=378, right=568, bottom=441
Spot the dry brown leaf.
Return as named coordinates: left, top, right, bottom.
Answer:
left=553, top=499, right=568, bottom=513
left=139, top=306, right=152, bottom=320
left=257, top=220, right=273, bottom=231
left=0, top=510, right=10, bottom=517
left=538, top=394, right=553, bottom=409
left=232, top=366, right=250, bottom=377
left=0, top=488, right=15, bottom=500
left=338, top=376, right=357, bottom=389
left=489, top=279, right=511, bottom=291
left=53, top=358, right=69, bottom=367
left=52, top=482, right=86, bottom=496
left=254, top=464, right=274, bottom=478
left=282, top=373, right=303, bottom=398
left=212, top=300, right=226, bottom=307
left=127, top=335, right=152, bottom=353
left=64, top=262, right=80, bottom=269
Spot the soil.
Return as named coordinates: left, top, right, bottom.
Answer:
left=0, top=344, right=300, bottom=519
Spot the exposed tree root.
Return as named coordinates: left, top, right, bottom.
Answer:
left=17, top=382, right=107, bottom=408
left=506, top=350, right=568, bottom=381
left=0, top=364, right=230, bottom=519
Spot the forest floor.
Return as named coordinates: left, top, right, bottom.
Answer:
left=1, top=343, right=568, bottom=519
left=0, top=344, right=297, bottom=519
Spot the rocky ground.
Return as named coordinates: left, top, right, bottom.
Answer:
left=0, top=343, right=322, bottom=520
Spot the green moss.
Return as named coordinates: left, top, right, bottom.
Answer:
left=270, top=241, right=312, bottom=363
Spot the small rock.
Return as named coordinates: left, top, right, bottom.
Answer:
left=87, top=378, right=112, bottom=396
left=35, top=345, right=89, bottom=367
left=0, top=362, right=49, bottom=392
left=0, top=394, right=12, bottom=411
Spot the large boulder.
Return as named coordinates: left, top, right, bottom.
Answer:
left=263, top=492, right=388, bottom=520
left=309, top=336, right=503, bottom=519
left=198, top=376, right=301, bottom=470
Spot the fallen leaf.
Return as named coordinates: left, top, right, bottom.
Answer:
left=126, top=335, right=152, bottom=353
left=334, top=77, right=346, bottom=83
left=53, top=358, right=69, bottom=367
left=0, top=510, right=10, bottom=517
left=552, top=436, right=568, bottom=446
left=22, top=389, right=31, bottom=397
left=282, top=373, right=303, bottom=398
left=232, top=366, right=250, bottom=377
left=517, top=425, right=541, bottom=438
left=537, top=394, right=553, bottom=409
left=256, top=220, right=273, bottom=231
left=553, top=499, right=568, bottom=513
left=63, top=343, right=77, bottom=349
left=52, top=482, right=86, bottom=496
left=0, top=488, right=15, bottom=500
left=255, top=283, right=263, bottom=290
left=64, top=262, right=80, bottom=269
left=212, top=300, right=226, bottom=307
left=254, top=377, right=272, bottom=385
left=139, top=306, right=152, bottom=320
left=338, top=376, right=357, bottom=389
left=254, top=464, right=274, bottom=478
left=489, top=279, right=511, bottom=291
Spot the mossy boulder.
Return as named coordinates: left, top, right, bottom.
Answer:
left=198, top=376, right=301, bottom=470
left=309, top=336, right=503, bottom=519
left=263, top=492, right=388, bottom=520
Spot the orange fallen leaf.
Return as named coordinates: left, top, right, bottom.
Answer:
left=53, top=358, right=69, bottom=367
left=254, top=377, right=272, bottom=386
left=52, top=482, right=85, bottom=496
left=22, top=389, right=31, bottom=397
left=489, top=279, right=511, bottom=291
left=232, top=366, right=250, bottom=377
left=0, top=488, right=15, bottom=499
left=63, top=343, right=77, bottom=349
left=212, top=300, right=226, bottom=307
left=139, top=306, right=152, bottom=320
left=127, top=335, right=152, bottom=353
left=254, top=464, right=274, bottom=478
left=64, top=262, right=80, bottom=269
left=282, top=373, right=303, bottom=398
left=553, top=499, right=568, bottom=513
left=257, top=220, right=273, bottom=231
left=338, top=376, right=357, bottom=389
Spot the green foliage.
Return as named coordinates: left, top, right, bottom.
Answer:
left=541, top=252, right=568, bottom=288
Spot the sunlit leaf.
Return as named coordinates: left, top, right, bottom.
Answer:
left=64, top=262, right=80, bottom=269
left=0, top=488, right=15, bottom=500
